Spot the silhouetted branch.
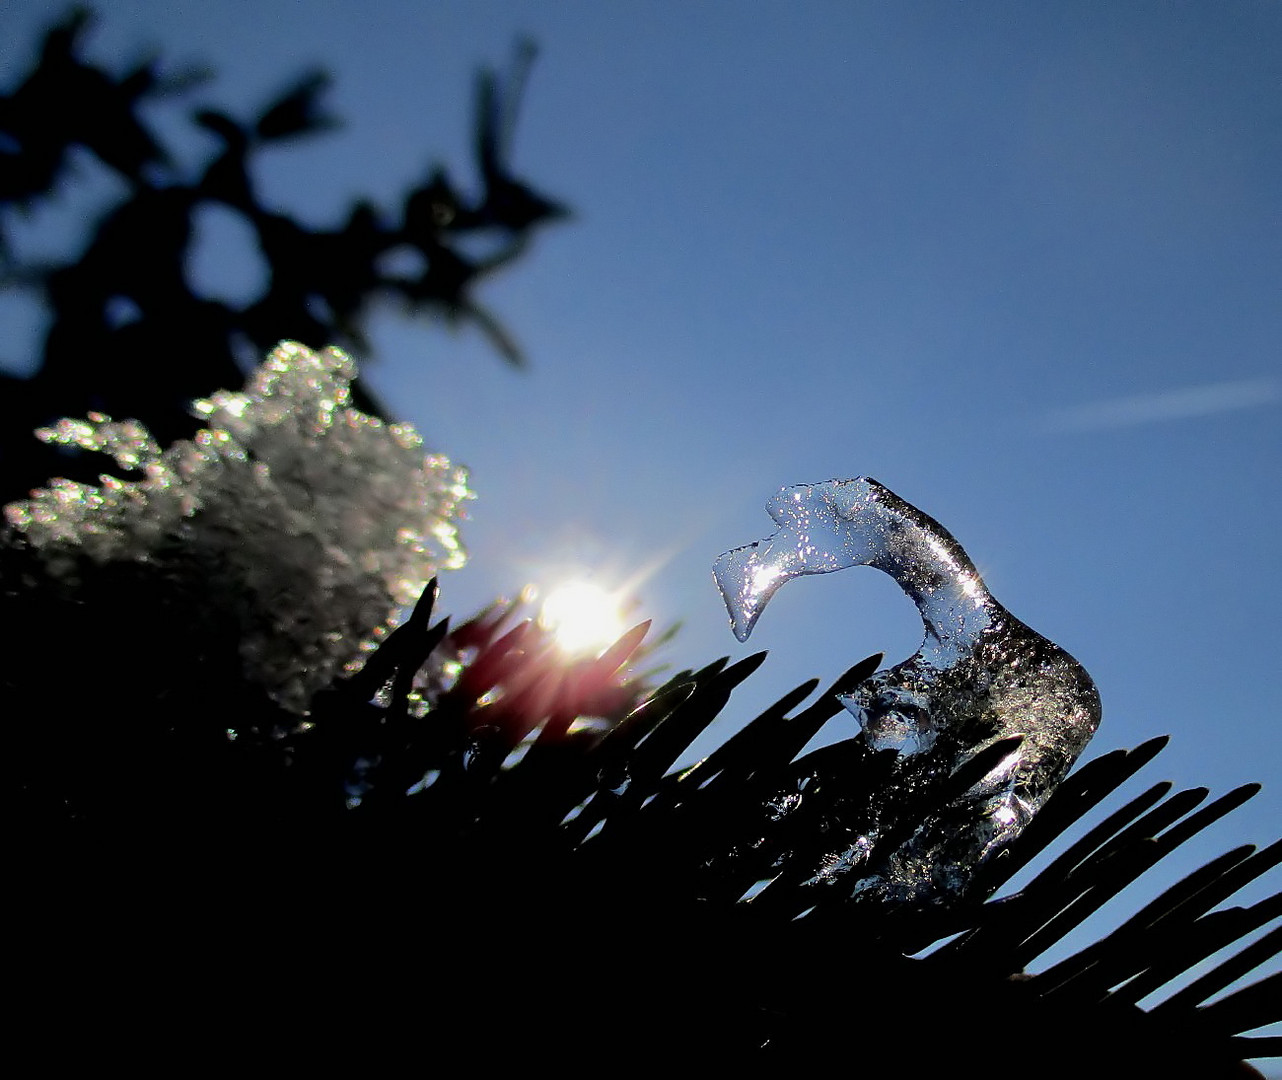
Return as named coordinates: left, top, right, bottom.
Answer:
left=1, top=8, right=569, bottom=500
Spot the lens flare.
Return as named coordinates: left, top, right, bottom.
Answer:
left=538, top=581, right=626, bottom=657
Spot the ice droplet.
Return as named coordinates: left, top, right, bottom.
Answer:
left=714, top=477, right=1101, bottom=904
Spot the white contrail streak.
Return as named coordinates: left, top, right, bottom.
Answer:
left=1045, top=377, right=1280, bottom=432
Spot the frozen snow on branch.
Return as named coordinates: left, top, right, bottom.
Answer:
left=4, top=341, right=473, bottom=713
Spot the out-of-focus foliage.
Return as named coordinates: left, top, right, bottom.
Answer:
left=0, top=7, right=568, bottom=502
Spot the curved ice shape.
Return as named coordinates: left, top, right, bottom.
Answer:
left=714, top=477, right=1100, bottom=903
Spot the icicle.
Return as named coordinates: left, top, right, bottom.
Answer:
left=715, top=477, right=1100, bottom=903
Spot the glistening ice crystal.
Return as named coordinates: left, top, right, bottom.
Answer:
left=4, top=341, right=473, bottom=713
left=715, top=477, right=1100, bottom=903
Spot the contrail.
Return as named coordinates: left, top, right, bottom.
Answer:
left=1044, top=377, right=1280, bottom=432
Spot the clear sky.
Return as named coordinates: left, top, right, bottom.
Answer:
left=3, top=0, right=1280, bottom=1047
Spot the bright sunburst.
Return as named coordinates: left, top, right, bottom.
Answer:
left=538, top=580, right=627, bottom=657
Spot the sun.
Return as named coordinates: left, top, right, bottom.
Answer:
left=538, top=580, right=628, bottom=657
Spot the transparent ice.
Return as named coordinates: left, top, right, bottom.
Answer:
left=4, top=341, right=473, bottom=713
left=715, top=477, right=1100, bottom=903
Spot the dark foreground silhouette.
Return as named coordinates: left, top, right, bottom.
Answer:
left=5, top=566, right=1276, bottom=1073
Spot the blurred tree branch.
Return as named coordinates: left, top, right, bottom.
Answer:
left=0, top=7, right=568, bottom=501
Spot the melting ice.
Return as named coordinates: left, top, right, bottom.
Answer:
left=715, top=477, right=1100, bottom=904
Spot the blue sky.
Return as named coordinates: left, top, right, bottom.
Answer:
left=3, top=0, right=1280, bottom=1041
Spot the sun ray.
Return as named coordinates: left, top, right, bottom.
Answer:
left=538, top=580, right=627, bottom=657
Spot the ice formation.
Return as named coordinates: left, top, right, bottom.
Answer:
left=4, top=341, right=473, bottom=713
left=715, top=477, right=1100, bottom=903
